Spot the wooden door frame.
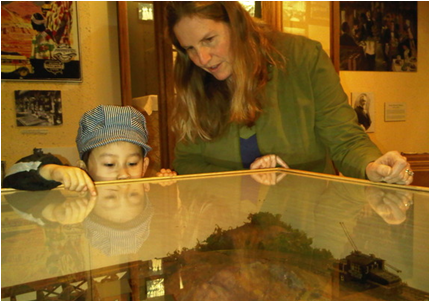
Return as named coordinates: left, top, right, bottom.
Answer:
left=117, top=2, right=175, bottom=169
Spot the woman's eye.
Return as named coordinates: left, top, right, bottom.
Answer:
left=128, top=162, right=138, bottom=167
left=103, top=163, right=115, bottom=167
left=185, top=47, right=195, bottom=55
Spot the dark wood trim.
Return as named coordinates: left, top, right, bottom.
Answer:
left=154, top=2, right=175, bottom=169
left=401, top=153, right=429, bottom=187
left=117, top=2, right=175, bottom=169
left=261, top=1, right=283, bottom=31
left=331, top=1, right=340, bottom=73
left=117, top=2, right=132, bottom=106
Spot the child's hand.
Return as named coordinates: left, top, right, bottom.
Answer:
left=39, top=164, right=97, bottom=195
left=42, top=194, right=97, bottom=225
left=156, top=168, right=177, bottom=177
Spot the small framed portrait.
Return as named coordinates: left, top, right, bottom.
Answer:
left=351, top=92, right=375, bottom=133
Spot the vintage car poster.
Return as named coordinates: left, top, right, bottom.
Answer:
left=1, top=1, right=81, bottom=81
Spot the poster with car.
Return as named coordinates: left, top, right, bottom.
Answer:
left=1, top=1, right=81, bottom=81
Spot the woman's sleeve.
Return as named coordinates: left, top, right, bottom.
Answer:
left=2, top=149, right=63, bottom=190
left=308, top=42, right=382, bottom=178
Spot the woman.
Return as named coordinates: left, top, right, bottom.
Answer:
left=166, top=1, right=413, bottom=185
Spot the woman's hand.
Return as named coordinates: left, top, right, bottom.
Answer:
left=366, top=151, right=413, bottom=185
left=250, top=155, right=289, bottom=170
left=249, top=155, right=289, bottom=185
left=39, top=164, right=97, bottom=195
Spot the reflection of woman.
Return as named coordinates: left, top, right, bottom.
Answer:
left=354, top=93, right=372, bottom=130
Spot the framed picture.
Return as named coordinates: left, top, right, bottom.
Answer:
left=1, top=1, right=81, bottom=81
left=15, top=90, right=63, bottom=127
left=351, top=92, right=375, bottom=133
left=332, top=2, right=417, bottom=72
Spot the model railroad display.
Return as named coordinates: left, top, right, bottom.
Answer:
left=160, top=213, right=428, bottom=301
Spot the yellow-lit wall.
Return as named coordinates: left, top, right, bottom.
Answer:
left=1, top=2, right=121, bottom=168
left=340, top=1, right=429, bottom=154
left=1, top=1, right=429, bottom=172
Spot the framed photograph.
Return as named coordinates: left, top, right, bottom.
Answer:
left=351, top=92, right=375, bottom=133
left=332, top=2, right=417, bottom=72
left=15, top=90, right=63, bottom=127
left=1, top=1, right=81, bottom=81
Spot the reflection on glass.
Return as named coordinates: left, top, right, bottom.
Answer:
left=147, top=278, right=165, bottom=298
left=138, top=3, right=153, bottom=21
left=83, top=183, right=153, bottom=256
left=1, top=169, right=428, bottom=300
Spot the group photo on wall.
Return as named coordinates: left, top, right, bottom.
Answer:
left=338, top=1, right=417, bottom=72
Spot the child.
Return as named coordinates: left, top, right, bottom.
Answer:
left=3, top=105, right=176, bottom=195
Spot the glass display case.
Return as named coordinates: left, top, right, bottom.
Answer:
left=1, top=169, right=428, bottom=301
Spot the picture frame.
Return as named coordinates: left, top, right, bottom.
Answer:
left=1, top=1, right=82, bottom=82
left=14, top=90, right=63, bottom=127
left=351, top=92, right=375, bottom=133
left=332, top=1, right=417, bottom=72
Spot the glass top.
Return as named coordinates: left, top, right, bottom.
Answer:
left=1, top=169, right=428, bottom=301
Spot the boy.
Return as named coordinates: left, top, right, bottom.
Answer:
left=3, top=105, right=175, bottom=195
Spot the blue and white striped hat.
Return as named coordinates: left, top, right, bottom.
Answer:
left=76, top=105, right=152, bottom=159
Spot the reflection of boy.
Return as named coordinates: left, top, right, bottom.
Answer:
left=5, top=183, right=154, bottom=256
left=83, top=184, right=154, bottom=256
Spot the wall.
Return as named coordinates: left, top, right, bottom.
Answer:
left=1, top=2, right=121, bottom=169
left=339, top=1, right=429, bottom=154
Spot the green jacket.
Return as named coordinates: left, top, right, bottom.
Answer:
left=173, top=33, right=382, bottom=179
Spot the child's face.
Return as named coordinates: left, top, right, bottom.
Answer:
left=94, top=183, right=147, bottom=223
left=87, top=141, right=149, bottom=181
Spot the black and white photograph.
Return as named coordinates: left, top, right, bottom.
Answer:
left=338, top=2, right=417, bottom=72
left=352, top=92, right=375, bottom=133
left=15, top=90, right=63, bottom=126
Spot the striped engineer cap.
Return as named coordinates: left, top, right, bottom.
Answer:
left=76, top=105, right=152, bottom=159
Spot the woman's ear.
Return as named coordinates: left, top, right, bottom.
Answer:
left=142, top=157, right=150, bottom=177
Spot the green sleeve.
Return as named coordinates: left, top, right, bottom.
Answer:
left=309, top=41, right=382, bottom=178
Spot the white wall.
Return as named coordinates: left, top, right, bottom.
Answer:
left=1, top=2, right=121, bottom=168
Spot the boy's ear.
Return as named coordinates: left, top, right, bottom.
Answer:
left=142, top=157, right=150, bottom=177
